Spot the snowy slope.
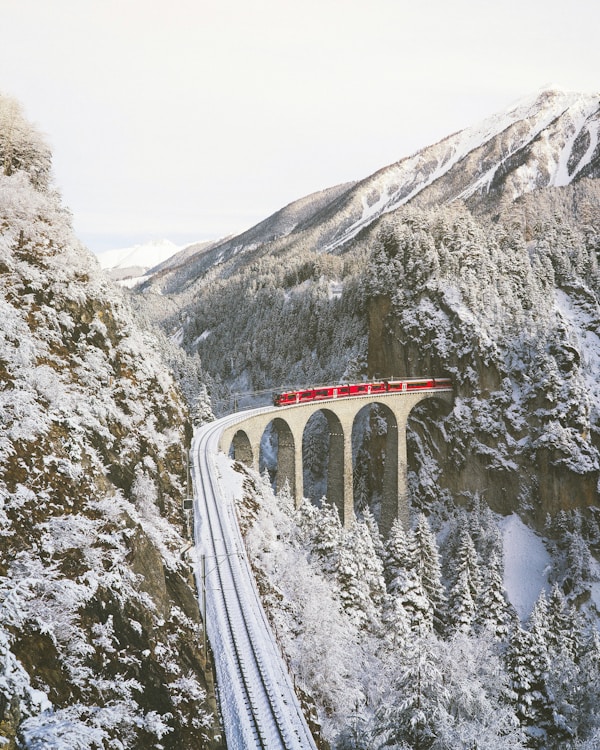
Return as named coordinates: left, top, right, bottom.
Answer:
left=501, top=515, right=551, bottom=619
left=319, top=88, right=600, bottom=252
left=143, top=87, right=599, bottom=293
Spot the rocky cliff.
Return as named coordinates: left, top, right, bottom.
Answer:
left=364, top=198, right=599, bottom=524
left=0, top=94, right=221, bottom=749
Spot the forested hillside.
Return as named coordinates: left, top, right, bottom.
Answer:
left=0, top=94, right=220, bottom=748
left=238, top=466, right=600, bottom=749
left=363, top=195, right=600, bottom=522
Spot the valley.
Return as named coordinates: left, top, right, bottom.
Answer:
left=1, top=86, right=600, bottom=749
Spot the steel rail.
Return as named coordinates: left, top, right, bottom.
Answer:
left=191, top=410, right=317, bottom=750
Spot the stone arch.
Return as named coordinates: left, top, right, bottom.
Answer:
left=302, top=408, right=346, bottom=521
left=259, top=417, right=297, bottom=497
left=352, top=402, right=399, bottom=535
left=405, top=393, right=454, bottom=511
left=229, top=429, right=253, bottom=466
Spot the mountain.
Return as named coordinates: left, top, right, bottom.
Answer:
left=137, top=87, right=600, bottom=295
left=95, top=238, right=184, bottom=285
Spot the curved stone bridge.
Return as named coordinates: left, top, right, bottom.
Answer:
left=219, top=387, right=453, bottom=535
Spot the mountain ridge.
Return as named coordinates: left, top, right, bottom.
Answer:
left=135, top=88, right=597, bottom=292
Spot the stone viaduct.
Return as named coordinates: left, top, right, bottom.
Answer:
left=219, top=388, right=453, bottom=536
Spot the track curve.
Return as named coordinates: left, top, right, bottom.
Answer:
left=191, top=410, right=318, bottom=750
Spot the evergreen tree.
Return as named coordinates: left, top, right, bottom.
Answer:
left=362, top=506, right=386, bottom=561
left=296, top=498, right=342, bottom=576
left=398, top=532, right=434, bottom=635
left=373, top=635, right=443, bottom=750
left=574, top=629, right=600, bottom=742
left=447, top=528, right=482, bottom=635
left=448, top=568, right=477, bottom=635
left=413, top=513, right=446, bottom=635
left=383, top=518, right=411, bottom=594
left=380, top=592, right=411, bottom=652
left=334, top=519, right=385, bottom=629
left=546, top=584, right=577, bottom=658
left=506, top=622, right=552, bottom=748
left=476, top=553, right=514, bottom=640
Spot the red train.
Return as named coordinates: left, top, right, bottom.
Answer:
left=273, top=378, right=452, bottom=407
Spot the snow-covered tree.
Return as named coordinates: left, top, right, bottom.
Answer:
left=447, top=528, right=482, bottom=635
left=476, top=553, right=514, bottom=640
left=0, top=93, right=52, bottom=189
left=412, top=514, right=446, bottom=634
left=506, top=622, right=552, bottom=748
left=383, top=518, right=411, bottom=594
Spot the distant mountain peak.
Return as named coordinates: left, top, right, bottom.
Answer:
left=96, top=238, right=182, bottom=271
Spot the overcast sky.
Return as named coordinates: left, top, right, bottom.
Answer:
left=1, top=0, right=599, bottom=254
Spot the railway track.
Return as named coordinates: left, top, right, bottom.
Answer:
left=191, top=411, right=318, bottom=750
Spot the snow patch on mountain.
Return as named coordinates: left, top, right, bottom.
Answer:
left=501, top=515, right=551, bottom=620
left=322, top=88, right=600, bottom=253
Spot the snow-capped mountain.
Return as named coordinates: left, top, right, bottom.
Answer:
left=316, top=87, right=600, bottom=250
left=139, top=87, right=599, bottom=291
left=95, top=238, right=183, bottom=285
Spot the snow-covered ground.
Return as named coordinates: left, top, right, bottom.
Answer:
left=500, top=514, right=551, bottom=619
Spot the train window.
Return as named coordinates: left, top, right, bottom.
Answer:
left=315, top=389, right=329, bottom=398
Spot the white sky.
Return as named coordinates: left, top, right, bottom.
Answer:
left=1, top=0, right=599, bottom=253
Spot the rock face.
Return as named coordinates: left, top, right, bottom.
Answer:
left=0, top=94, right=222, bottom=749
left=364, top=200, right=600, bottom=525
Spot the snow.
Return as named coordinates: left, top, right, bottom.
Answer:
left=553, top=98, right=600, bottom=185
left=555, top=288, right=600, bottom=421
left=95, top=238, right=182, bottom=271
left=500, top=514, right=551, bottom=620
left=322, top=88, right=600, bottom=253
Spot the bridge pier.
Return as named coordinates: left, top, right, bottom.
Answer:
left=275, top=420, right=296, bottom=497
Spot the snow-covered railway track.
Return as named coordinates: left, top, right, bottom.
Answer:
left=191, top=413, right=317, bottom=750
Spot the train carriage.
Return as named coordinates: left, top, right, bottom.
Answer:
left=273, top=378, right=452, bottom=406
